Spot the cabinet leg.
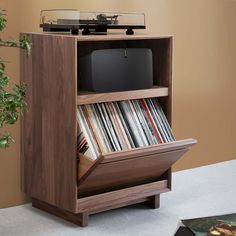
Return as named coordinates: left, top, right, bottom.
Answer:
left=32, top=198, right=89, bottom=227
left=81, top=212, right=88, bottom=227
left=147, top=194, right=160, bottom=209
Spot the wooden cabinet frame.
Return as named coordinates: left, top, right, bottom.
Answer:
left=20, top=33, right=196, bottom=227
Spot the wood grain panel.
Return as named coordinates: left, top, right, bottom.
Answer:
left=78, top=154, right=99, bottom=180
left=77, top=86, right=168, bottom=105
left=77, top=139, right=196, bottom=185
left=78, top=147, right=190, bottom=197
left=142, top=37, right=172, bottom=124
left=24, top=33, right=172, bottom=41
left=102, top=138, right=197, bottom=163
left=20, top=34, right=77, bottom=212
left=88, top=197, right=150, bottom=215
left=32, top=198, right=88, bottom=227
left=77, top=180, right=169, bottom=213
left=158, top=37, right=173, bottom=124
left=76, top=34, right=173, bottom=42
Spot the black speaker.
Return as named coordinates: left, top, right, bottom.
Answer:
left=79, top=48, right=153, bottom=92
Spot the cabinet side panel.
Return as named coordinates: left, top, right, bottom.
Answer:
left=20, top=34, right=77, bottom=212
left=156, top=38, right=173, bottom=125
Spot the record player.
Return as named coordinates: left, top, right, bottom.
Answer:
left=40, top=9, right=145, bottom=35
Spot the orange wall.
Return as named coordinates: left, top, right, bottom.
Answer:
left=0, top=0, right=236, bottom=208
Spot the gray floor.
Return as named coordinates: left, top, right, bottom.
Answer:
left=0, top=160, right=236, bottom=236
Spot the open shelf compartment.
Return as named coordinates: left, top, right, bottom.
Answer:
left=78, top=138, right=197, bottom=198
left=77, top=37, right=173, bottom=98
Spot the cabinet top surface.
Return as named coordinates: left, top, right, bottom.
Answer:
left=22, top=32, right=173, bottom=41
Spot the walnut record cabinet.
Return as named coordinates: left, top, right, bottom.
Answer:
left=20, top=33, right=197, bottom=227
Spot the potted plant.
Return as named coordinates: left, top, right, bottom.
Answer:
left=0, top=9, right=30, bottom=148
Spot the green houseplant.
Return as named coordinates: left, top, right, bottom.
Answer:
left=0, top=9, right=31, bottom=148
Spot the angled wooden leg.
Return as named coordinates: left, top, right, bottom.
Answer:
left=147, top=194, right=160, bottom=209
left=32, top=198, right=89, bottom=227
